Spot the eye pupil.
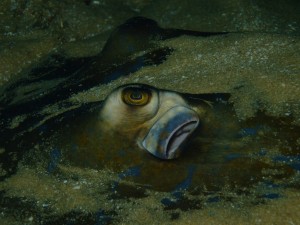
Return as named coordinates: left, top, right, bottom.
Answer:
left=122, top=87, right=151, bottom=106
left=130, top=91, right=142, bottom=100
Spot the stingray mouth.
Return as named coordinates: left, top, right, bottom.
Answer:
left=141, top=106, right=199, bottom=159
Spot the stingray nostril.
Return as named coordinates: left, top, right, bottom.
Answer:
left=141, top=106, right=199, bottom=160
left=166, top=120, right=199, bottom=158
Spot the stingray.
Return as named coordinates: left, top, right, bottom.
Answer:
left=0, top=17, right=228, bottom=180
left=0, top=17, right=298, bottom=193
left=0, top=17, right=299, bottom=225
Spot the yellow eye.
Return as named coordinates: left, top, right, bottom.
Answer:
left=122, top=87, right=151, bottom=106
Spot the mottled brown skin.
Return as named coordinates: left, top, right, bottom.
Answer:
left=53, top=84, right=296, bottom=192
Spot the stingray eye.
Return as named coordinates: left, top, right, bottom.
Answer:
left=122, top=87, right=151, bottom=106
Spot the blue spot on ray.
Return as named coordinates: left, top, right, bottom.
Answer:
left=173, top=165, right=196, bottom=192
left=161, top=165, right=197, bottom=207
left=47, top=148, right=61, bottom=173
left=258, top=148, right=267, bottom=156
left=237, top=126, right=261, bottom=138
left=160, top=198, right=174, bottom=207
left=118, top=165, right=141, bottom=179
left=262, top=193, right=280, bottom=199
left=225, top=153, right=243, bottom=162
left=112, top=165, right=141, bottom=191
left=273, top=155, right=300, bottom=171
left=95, top=209, right=112, bottom=225
left=207, top=196, right=221, bottom=203
left=262, top=181, right=281, bottom=189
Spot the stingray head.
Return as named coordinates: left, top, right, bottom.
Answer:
left=99, top=84, right=202, bottom=159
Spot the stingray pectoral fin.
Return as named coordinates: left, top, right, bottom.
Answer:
left=142, top=106, right=199, bottom=159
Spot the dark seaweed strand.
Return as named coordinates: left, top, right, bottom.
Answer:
left=116, top=17, right=228, bottom=41
left=0, top=100, right=103, bottom=144
left=0, top=101, right=103, bottom=181
left=183, top=93, right=231, bottom=103
left=0, top=47, right=173, bottom=119
left=162, top=28, right=228, bottom=39
left=0, top=55, right=93, bottom=106
left=0, top=56, right=93, bottom=109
